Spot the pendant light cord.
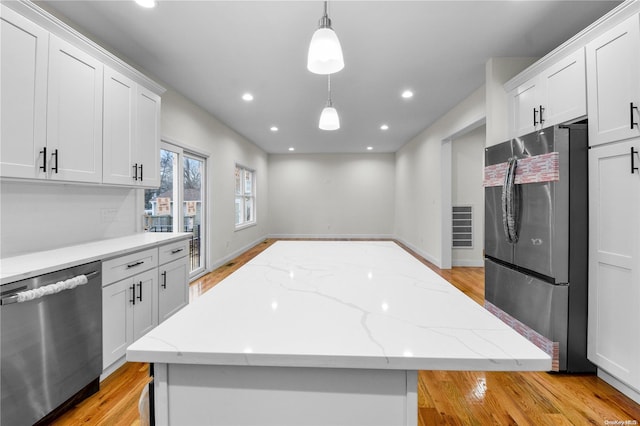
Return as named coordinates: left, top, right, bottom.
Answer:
left=327, top=74, right=333, bottom=107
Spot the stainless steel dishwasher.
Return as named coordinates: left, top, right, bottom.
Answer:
left=0, top=260, right=102, bottom=426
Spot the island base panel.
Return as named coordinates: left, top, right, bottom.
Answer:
left=152, top=363, right=418, bottom=426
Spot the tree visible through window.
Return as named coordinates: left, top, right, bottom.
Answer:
left=235, top=165, right=255, bottom=227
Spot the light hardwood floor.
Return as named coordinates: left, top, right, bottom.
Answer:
left=54, top=239, right=640, bottom=425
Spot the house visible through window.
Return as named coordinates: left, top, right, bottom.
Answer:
left=235, top=165, right=255, bottom=227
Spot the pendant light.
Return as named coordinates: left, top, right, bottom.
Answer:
left=307, top=1, right=344, bottom=75
left=319, top=74, right=340, bottom=130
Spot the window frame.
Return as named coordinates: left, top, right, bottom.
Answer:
left=235, top=164, right=256, bottom=229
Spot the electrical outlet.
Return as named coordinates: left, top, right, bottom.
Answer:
left=100, top=208, right=118, bottom=223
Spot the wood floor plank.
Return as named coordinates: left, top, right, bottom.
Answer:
left=52, top=239, right=640, bottom=425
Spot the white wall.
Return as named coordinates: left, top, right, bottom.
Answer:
left=395, top=86, right=486, bottom=267
left=268, top=153, right=395, bottom=238
left=160, top=88, right=269, bottom=269
left=0, top=181, right=138, bottom=257
left=452, top=125, right=485, bottom=266
left=485, top=57, right=538, bottom=147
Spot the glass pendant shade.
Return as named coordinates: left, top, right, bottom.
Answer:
left=319, top=106, right=340, bottom=130
left=307, top=27, right=344, bottom=74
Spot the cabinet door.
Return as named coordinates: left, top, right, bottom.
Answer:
left=586, top=15, right=640, bottom=146
left=103, top=67, right=136, bottom=185
left=136, top=86, right=161, bottom=188
left=132, top=269, right=158, bottom=342
left=47, top=35, right=103, bottom=183
left=588, top=139, right=640, bottom=389
left=0, top=6, right=48, bottom=179
left=159, top=256, right=189, bottom=322
left=511, top=77, right=539, bottom=137
left=102, top=279, right=134, bottom=370
left=541, top=49, right=586, bottom=126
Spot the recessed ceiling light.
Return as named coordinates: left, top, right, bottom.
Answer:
left=367, top=146, right=373, bottom=151
left=380, top=124, right=389, bottom=131
left=288, top=147, right=295, bottom=151
left=242, top=93, right=254, bottom=102
left=134, top=0, right=157, bottom=8
left=270, top=126, right=279, bottom=132
left=401, top=90, right=414, bottom=99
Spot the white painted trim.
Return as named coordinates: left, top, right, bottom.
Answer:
left=597, top=368, right=640, bottom=405
left=394, top=237, right=441, bottom=268
left=441, top=139, right=452, bottom=270
left=100, top=356, right=126, bottom=382
left=452, top=259, right=485, bottom=268
left=505, top=0, right=640, bottom=91
left=210, top=236, right=269, bottom=270
left=6, top=0, right=165, bottom=94
left=441, top=118, right=486, bottom=271
left=153, top=363, right=169, bottom=426
left=405, top=370, right=418, bottom=426
left=267, top=233, right=395, bottom=240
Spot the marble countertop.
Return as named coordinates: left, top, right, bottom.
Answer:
left=127, top=241, right=551, bottom=371
left=0, top=232, right=192, bottom=285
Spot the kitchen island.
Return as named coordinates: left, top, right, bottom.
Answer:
left=127, top=241, right=551, bottom=425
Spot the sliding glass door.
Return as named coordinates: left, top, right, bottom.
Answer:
left=144, top=142, right=206, bottom=278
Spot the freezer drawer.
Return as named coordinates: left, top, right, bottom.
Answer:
left=485, top=258, right=568, bottom=369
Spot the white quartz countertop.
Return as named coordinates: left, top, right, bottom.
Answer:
left=0, top=232, right=192, bottom=285
left=127, top=241, right=551, bottom=371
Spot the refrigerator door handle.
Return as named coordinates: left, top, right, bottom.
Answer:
left=502, top=157, right=519, bottom=243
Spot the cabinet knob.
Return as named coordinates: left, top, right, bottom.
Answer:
left=161, top=271, right=167, bottom=289
left=539, top=105, right=545, bottom=125
left=631, top=147, right=638, bottom=174
left=133, top=163, right=139, bottom=181
left=533, top=108, right=538, bottom=126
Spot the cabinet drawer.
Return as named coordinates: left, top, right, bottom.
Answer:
left=103, top=247, right=158, bottom=285
left=158, top=239, right=189, bottom=265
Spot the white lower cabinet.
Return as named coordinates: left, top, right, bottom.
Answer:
left=588, top=139, right=640, bottom=395
left=159, top=254, right=189, bottom=323
left=102, top=238, right=190, bottom=376
left=102, top=268, right=158, bottom=369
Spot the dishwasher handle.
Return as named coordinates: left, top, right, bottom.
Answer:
left=0, top=271, right=99, bottom=305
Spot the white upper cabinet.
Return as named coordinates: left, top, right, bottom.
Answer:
left=1, top=3, right=164, bottom=186
left=540, top=49, right=587, bottom=126
left=586, top=14, right=640, bottom=146
left=509, top=49, right=586, bottom=138
left=103, top=67, right=161, bottom=188
left=0, top=5, right=49, bottom=179
left=510, top=77, right=540, bottom=137
left=103, top=67, right=136, bottom=185
left=47, top=35, right=104, bottom=183
left=135, top=86, right=161, bottom=189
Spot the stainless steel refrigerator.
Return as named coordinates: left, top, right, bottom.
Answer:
left=484, top=123, right=594, bottom=372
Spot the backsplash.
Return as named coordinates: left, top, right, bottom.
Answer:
left=0, top=181, right=140, bottom=258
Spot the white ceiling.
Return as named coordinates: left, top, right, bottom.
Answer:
left=36, top=1, right=620, bottom=154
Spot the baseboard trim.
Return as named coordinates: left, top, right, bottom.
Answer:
left=452, top=259, right=484, bottom=267
left=210, top=236, right=269, bottom=270
left=597, top=368, right=640, bottom=405
left=393, top=237, right=442, bottom=268
left=267, top=233, right=395, bottom=240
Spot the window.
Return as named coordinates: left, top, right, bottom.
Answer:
left=235, top=165, right=255, bottom=228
